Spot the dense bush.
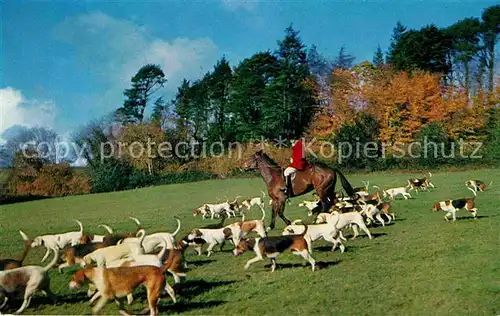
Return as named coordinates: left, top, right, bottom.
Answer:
left=87, top=157, right=133, bottom=193
left=7, top=153, right=90, bottom=197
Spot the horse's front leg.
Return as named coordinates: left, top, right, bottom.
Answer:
left=277, top=199, right=291, bottom=226
left=268, top=200, right=278, bottom=231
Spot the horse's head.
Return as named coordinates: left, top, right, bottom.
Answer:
left=243, top=150, right=263, bottom=169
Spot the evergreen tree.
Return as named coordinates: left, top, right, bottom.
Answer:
left=265, top=25, right=316, bottom=139
left=230, top=52, right=279, bottom=141
left=372, top=45, right=385, bottom=67
left=332, top=46, right=355, bottom=70
left=115, top=64, right=166, bottom=124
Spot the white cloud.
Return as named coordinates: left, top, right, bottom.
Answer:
left=220, top=0, right=258, bottom=12
left=54, top=11, right=220, bottom=94
left=0, top=87, right=57, bottom=135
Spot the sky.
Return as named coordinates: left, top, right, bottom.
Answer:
left=1, top=0, right=498, bottom=140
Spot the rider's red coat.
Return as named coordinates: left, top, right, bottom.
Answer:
left=289, top=139, right=309, bottom=170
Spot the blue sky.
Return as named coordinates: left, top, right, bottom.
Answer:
left=1, top=0, right=498, bottom=139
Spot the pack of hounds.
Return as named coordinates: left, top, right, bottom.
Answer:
left=0, top=175, right=491, bottom=315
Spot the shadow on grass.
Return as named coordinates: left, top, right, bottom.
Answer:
left=185, top=259, right=216, bottom=267
left=2, top=292, right=89, bottom=313
left=343, top=232, right=387, bottom=239
left=455, top=215, right=488, bottom=221
left=262, top=260, right=340, bottom=270
left=174, top=279, right=237, bottom=300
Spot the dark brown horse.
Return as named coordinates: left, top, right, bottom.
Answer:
left=243, top=150, right=356, bottom=230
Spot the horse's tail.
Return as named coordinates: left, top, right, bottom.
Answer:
left=336, top=169, right=355, bottom=197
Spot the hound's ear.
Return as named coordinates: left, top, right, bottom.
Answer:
left=223, top=228, right=232, bottom=239
left=194, top=229, right=202, bottom=237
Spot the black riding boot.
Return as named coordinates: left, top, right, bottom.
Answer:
left=284, top=175, right=293, bottom=198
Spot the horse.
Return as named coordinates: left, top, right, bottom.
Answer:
left=243, top=150, right=356, bottom=230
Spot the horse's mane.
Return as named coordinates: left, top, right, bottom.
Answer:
left=259, top=152, right=282, bottom=171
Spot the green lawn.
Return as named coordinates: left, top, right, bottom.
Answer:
left=1, top=169, right=499, bottom=315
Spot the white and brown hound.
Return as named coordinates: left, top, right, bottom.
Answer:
left=69, top=265, right=175, bottom=316
left=233, top=223, right=316, bottom=272
left=432, top=196, right=477, bottom=221
left=30, top=220, right=84, bottom=262
left=0, top=248, right=58, bottom=314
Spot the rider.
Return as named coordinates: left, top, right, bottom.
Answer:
left=281, top=137, right=310, bottom=197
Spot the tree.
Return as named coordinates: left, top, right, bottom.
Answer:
left=206, top=57, right=232, bottom=142
left=229, top=51, right=279, bottom=140
left=372, top=45, right=385, bottom=67
left=332, top=46, right=355, bottom=70
left=307, top=45, right=333, bottom=106
left=115, top=64, right=167, bottom=123
left=447, top=18, right=482, bottom=98
left=173, top=79, right=192, bottom=139
left=264, top=25, right=317, bottom=139
left=333, top=112, right=380, bottom=169
left=481, top=5, right=500, bottom=94
left=389, top=25, right=452, bottom=76
left=386, top=21, right=407, bottom=65
left=1, top=126, right=63, bottom=165
left=116, top=123, right=167, bottom=175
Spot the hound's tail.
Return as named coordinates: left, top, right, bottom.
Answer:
left=171, top=217, right=181, bottom=237
left=488, top=180, right=493, bottom=187
left=336, top=169, right=355, bottom=197
left=98, top=224, right=114, bottom=234
left=18, top=231, right=31, bottom=264
left=75, top=219, right=84, bottom=234
left=260, top=207, right=266, bottom=221
left=43, top=248, right=59, bottom=272
left=136, top=229, right=147, bottom=252
left=428, top=172, right=432, bottom=178
left=467, top=187, right=477, bottom=197
left=231, top=195, right=242, bottom=204
left=129, top=217, right=141, bottom=228
left=156, top=237, right=168, bottom=261
left=261, top=190, right=267, bottom=199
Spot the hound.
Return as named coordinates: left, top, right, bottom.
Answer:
left=69, top=265, right=175, bottom=316
left=407, top=172, right=435, bottom=192
left=0, top=231, right=31, bottom=271
left=185, top=227, right=233, bottom=257
left=119, top=217, right=181, bottom=253
left=106, top=237, right=170, bottom=269
left=465, top=180, right=492, bottom=193
left=80, top=224, right=114, bottom=244
left=162, top=240, right=189, bottom=284
left=315, top=211, right=373, bottom=240
left=282, top=214, right=345, bottom=253
left=353, top=181, right=370, bottom=196
left=81, top=229, right=146, bottom=267
left=0, top=248, right=58, bottom=315
left=194, top=201, right=235, bottom=220
left=226, top=207, right=267, bottom=245
left=432, top=195, right=477, bottom=221
left=240, top=191, right=266, bottom=212
left=233, top=222, right=316, bottom=272
left=30, top=220, right=84, bottom=262
left=96, top=237, right=172, bottom=306
left=375, top=186, right=412, bottom=200
left=298, top=199, right=322, bottom=216
left=376, top=201, right=395, bottom=223
left=359, top=204, right=386, bottom=227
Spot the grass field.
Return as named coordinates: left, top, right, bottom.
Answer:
left=1, top=168, right=499, bottom=315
